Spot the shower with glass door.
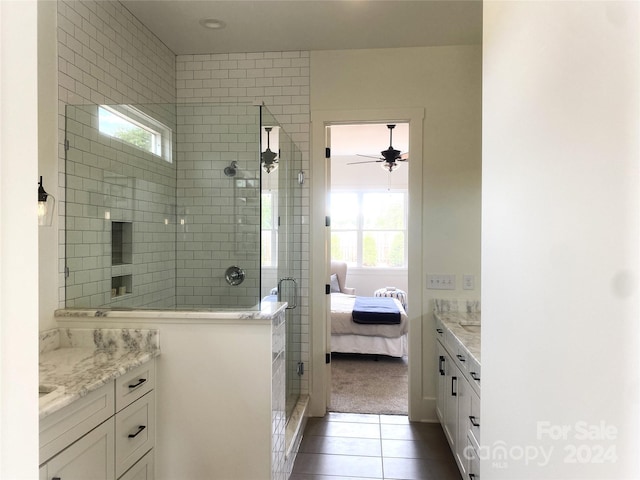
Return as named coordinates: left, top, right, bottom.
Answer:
left=63, top=102, right=303, bottom=425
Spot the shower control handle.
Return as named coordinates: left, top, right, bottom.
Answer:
left=225, top=266, right=246, bottom=286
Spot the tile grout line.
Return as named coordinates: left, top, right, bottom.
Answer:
left=378, top=415, right=386, bottom=480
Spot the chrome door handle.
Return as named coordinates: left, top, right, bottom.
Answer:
left=278, top=277, right=298, bottom=310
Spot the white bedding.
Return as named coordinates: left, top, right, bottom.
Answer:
left=330, top=293, right=408, bottom=338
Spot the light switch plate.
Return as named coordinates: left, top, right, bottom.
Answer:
left=463, top=274, right=475, bottom=290
left=427, top=274, right=456, bottom=290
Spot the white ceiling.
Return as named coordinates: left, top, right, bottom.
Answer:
left=121, top=0, right=482, bottom=55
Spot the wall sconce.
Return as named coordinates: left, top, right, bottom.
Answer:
left=37, top=176, right=55, bottom=226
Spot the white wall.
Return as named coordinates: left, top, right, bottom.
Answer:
left=483, top=2, right=640, bottom=478
left=0, top=1, right=39, bottom=477
left=56, top=315, right=281, bottom=479
left=310, top=46, right=482, bottom=419
left=38, top=0, right=60, bottom=331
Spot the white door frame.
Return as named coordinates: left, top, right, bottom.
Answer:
left=309, top=108, right=425, bottom=419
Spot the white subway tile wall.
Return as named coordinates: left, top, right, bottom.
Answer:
left=57, top=0, right=177, bottom=307
left=64, top=104, right=178, bottom=308
left=176, top=52, right=311, bottom=395
left=175, top=103, right=261, bottom=308
left=57, top=1, right=309, bottom=475
left=272, top=309, right=287, bottom=480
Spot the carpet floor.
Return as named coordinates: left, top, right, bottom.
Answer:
left=329, top=353, right=408, bottom=415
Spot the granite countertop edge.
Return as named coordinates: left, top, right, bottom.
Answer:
left=39, top=328, right=161, bottom=420
left=434, top=311, right=481, bottom=365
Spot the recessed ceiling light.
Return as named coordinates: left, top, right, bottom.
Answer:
left=199, top=18, right=226, bottom=30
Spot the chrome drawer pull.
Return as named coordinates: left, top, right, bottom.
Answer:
left=128, top=425, right=146, bottom=438
left=469, top=415, right=480, bottom=427
left=456, top=354, right=466, bottom=362
left=470, top=371, right=480, bottom=382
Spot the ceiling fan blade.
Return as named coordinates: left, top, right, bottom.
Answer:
left=347, top=159, right=383, bottom=165
left=399, top=152, right=409, bottom=161
left=356, top=154, right=383, bottom=160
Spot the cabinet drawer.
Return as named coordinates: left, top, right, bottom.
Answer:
left=120, top=448, right=154, bottom=480
left=40, top=382, right=114, bottom=464
left=455, top=345, right=469, bottom=372
left=115, top=360, right=155, bottom=412
left=435, top=318, right=445, bottom=340
left=44, top=417, right=115, bottom=480
left=468, top=357, right=481, bottom=393
left=116, top=391, right=155, bottom=478
left=469, top=388, right=481, bottom=444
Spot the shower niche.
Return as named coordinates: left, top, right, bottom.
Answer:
left=111, top=221, right=132, bottom=265
left=111, top=221, right=133, bottom=298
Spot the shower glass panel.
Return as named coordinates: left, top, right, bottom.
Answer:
left=260, top=109, right=303, bottom=421
left=64, top=101, right=302, bottom=421
left=64, top=103, right=261, bottom=309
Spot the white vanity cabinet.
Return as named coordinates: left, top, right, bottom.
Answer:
left=40, top=417, right=116, bottom=480
left=435, top=316, right=481, bottom=479
left=40, top=360, right=156, bottom=480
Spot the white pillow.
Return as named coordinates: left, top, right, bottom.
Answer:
left=330, top=274, right=341, bottom=293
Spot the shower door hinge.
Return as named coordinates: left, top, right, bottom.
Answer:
left=64, top=266, right=70, bottom=278
left=325, top=353, right=331, bottom=364
left=325, top=147, right=331, bottom=158
left=325, top=216, right=330, bottom=227
left=64, top=139, right=70, bottom=151
left=297, top=362, right=304, bottom=376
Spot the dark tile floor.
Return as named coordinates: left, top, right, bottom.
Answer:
left=290, top=413, right=462, bottom=480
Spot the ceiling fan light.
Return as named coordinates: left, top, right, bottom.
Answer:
left=261, top=127, right=279, bottom=174
left=381, top=162, right=399, bottom=172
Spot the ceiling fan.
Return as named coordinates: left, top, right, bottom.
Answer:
left=347, top=124, right=409, bottom=172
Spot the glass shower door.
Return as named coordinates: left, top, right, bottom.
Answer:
left=260, top=107, right=302, bottom=421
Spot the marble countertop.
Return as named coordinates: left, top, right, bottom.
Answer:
left=434, top=311, right=481, bottom=365
left=39, top=328, right=160, bottom=419
left=55, top=300, right=288, bottom=323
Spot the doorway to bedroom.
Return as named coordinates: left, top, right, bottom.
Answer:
left=327, top=123, right=409, bottom=416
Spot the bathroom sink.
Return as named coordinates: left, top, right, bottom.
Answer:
left=39, top=384, right=60, bottom=398
left=460, top=324, right=480, bottom=334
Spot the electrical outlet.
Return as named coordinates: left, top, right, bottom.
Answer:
left=463, top=274, right=475, bottom=290
left=427, top=274, right=456, bottom=290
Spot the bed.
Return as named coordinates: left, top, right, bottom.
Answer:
left=329, top=261, right=408, bottom=357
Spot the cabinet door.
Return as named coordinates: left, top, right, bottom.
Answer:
left=469, top=387, right=481, bottom=444
left=45, top=418, right=115, bottom=480
left=443, top=352, right=459, bottom=449
left=436, top=342, right=447, bottom=422
left=466, top=435, right=480, bottom=480
left=455, top=375, right=471, bottom=477
left=119, top=450, right=154, bottom=480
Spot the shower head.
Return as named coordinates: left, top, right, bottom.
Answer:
left=224, top=161, right=238, bottom=177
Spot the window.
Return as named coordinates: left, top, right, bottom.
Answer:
left=98, top=105, right=172, bottom=162
left=331, top=191, right=407, bottom=268
left=261, top=191, right=278, bottom=267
